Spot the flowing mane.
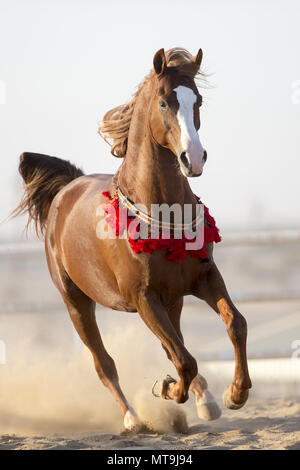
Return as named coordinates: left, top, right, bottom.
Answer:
left=98, top=48, right=204, bottom=158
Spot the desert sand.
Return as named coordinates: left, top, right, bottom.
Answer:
left=0, top=397, right=299, bottom=450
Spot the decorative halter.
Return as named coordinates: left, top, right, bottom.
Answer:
left=101, top=187, right=221, bottom=264
left=116, top=185, right=203, bottom=233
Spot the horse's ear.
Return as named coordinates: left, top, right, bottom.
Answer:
left=192, top=48, right=203, bottom=69
left=153, top=48, right=167, bottom=75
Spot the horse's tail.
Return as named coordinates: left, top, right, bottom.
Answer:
left=12, top=152, right=84, bottom=237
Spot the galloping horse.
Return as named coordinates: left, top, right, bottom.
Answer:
left=14, top=48, right=251, bottom=431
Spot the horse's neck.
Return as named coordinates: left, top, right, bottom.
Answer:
left=118, top=93, right=196, bottom=211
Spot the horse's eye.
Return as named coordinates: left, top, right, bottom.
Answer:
left=159, top=100, right=167, bottom=109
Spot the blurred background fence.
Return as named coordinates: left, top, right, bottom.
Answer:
left=1, top=229, right=300, bottom=313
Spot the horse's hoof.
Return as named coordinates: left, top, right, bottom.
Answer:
left=152, top=380, right=162, bottom=398
left=123, top=407, right=143, bottom=431
left=196, top=389, right=222, bottom=421
left=222, top=386, right=248, bottom=410
left=152, top=375, right=176, bottom=399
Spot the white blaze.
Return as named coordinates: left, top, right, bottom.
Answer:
left=174, top=85, right=204, bottom=174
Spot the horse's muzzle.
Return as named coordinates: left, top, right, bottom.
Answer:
left=179, top=150, right=207, bottom=177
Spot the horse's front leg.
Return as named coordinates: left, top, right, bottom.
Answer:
left=159, top=298, right=221, bottom=420
left=137, top=290, right=198, bottom=404
left=196, top=262, right=252, bottom=409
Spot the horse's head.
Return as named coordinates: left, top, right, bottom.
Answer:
left=150, top=48, right=206, bottom=177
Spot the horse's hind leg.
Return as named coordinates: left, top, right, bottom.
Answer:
left=158, top=299, right=221, bottom=421
left=61, top=277, right=141, bottom=431
left=197, top=263, right=252, bottom=409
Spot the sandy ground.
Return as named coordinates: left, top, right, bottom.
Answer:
left=0, top=397, right=299, bottom=450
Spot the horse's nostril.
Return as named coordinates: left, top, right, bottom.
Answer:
left=180, top=152, right=191, bottom=170
left=203, top=150, right=207, bottom=163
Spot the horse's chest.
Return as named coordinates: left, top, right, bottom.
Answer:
left=147, top=253, right=211, bottom=296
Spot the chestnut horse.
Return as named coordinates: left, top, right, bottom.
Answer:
left=14, top=48, right=251, bottom=431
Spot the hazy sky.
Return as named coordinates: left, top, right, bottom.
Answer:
left=0, top=0, right=300, bottom=241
